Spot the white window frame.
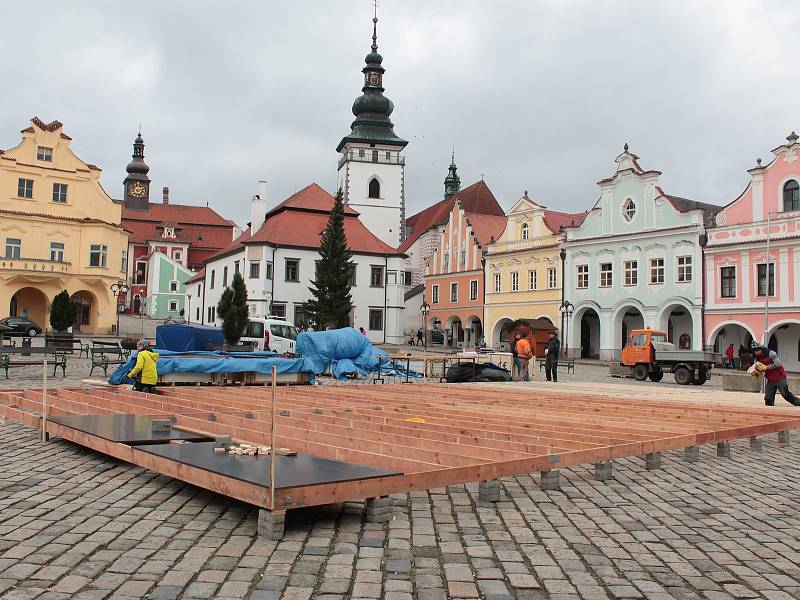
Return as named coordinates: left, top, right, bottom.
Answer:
left=624, top=260, right=638, bottom=286
left=511, top=271, right=519, bottom=292
left=576, top=264, right=588, bottom=289
left=521, top=223, right=529, bottom=240
left=650, top=258, right=664, bottom=284
left=169, top=280, right=179, bottom=293
left=5, top=238, right=21, bottom=259
left=121, top=250, right=127, bottom=272
left=52, top=183, right=68, bottom=203
left=173, top=249, right=183, bottom=262
left=547, top=267, right=557, bottom=289
left=493, top=273, right=501, bottom=293
left=469, top=279, right=478, bottom=301
left=37, top=146, right=53, bottom=161
left=719, top=265, right=736, bottom=299
left=89, top=244, right=107, bottom=268
left=600, top=263, right=612, bottom=288
left=432, top=284, right=439, bottom=304
left=676, top=255, right=692, bottom=283
left=168, top=300, right=179, bottom=312
left=443, top=252, right=449, bottom=270
left=529, top=270, right=537, bottom=290
left=756, top=262, right=775, bottom=297
left=623, top=198, right=636, bottom=221
left=50, top=242, right=65, bottom=263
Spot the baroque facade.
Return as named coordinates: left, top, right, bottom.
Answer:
left=564, top=146, right=718, bottom=360
left=0, top=117, right=128, bottom=334
left=485, top=193, right=586, bottom=350
left=705, top=132, right=800, bottom=370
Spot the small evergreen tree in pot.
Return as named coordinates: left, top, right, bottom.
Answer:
left=217, top=272, right=249, bottom=347
left=306, top=190, right=354, bottom=329
left=50, top=290, right=76, bottom=333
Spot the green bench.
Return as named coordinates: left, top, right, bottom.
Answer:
left=536, top=357, right=576, bottom=374
left=90, top=346, right=127, bottom=377
left=0, top=349, right=67, bottom=378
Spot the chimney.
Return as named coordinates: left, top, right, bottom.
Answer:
left=162, top=186, right=169, bottom=204
left=250, top=180, right=269, bottom=233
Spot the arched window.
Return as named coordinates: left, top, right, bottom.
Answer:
left=521, top=223, right=529, bottom=240
left=783, top=180, right=799, bottom=212
left=368, top=178, right=380, bottom=199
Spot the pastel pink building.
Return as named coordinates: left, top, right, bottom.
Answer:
left=705, top=132, right=800, bottom=370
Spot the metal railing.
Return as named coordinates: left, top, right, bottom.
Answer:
left=338, top=150, right=405, bottom=169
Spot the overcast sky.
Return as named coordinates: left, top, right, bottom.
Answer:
left=1, top=1, right=798, bottom=227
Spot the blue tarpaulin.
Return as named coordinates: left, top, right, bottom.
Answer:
left=155, top=324, right=225, bottom=352
left=295, top=327, right=386, bottom=380
left=108, top=349, right=315, bottom=385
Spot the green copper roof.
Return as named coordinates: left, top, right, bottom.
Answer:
left=337, top=17, right=407, bottom=152
left=444, top=151, right=461, bottom=199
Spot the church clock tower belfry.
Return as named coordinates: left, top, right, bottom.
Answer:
left=336, top=14, right=408, bottom=246
left=123, top=131, right=151, bottom=211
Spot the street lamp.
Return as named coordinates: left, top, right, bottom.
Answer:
left=110, top=280, right=129, bottom=336
left=186, top=293, right=192, bottom=324
left=420, top=297, right=431, bottom=351
left=559, top=300, right=574, bottom=358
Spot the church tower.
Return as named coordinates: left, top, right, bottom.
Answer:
left=443, top=151, right=461, bottom=199
left=123, top=131, right=151, bottom=211
left=336, top=14, right=408, bottom=246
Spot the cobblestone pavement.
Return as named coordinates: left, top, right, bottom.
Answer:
left=1, top=421, right=799, bottom=600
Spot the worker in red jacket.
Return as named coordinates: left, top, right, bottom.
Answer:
left=752, top=342, right=800, bottom=407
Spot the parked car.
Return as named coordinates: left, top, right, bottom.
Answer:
left=0, top=316, right=42, bottom=337
left=240, top=316, right=299, bottom=354
left=431, top=330, right=444, bottom=344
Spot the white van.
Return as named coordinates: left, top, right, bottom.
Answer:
left=241, top=316, right=299, bottom=355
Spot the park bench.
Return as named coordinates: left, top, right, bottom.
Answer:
left=0, top=347, right=67, bottom=378
left=536, top=357, right=576, bottom=374
left=90, top=341, right=128, bottom=377
left=44, top=335, right=90, bottom=357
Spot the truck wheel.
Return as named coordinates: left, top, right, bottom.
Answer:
left=691, top=367, right=707, bottom=385
left=648, top=371, right=664, bottom=382
left=674, top=367, right=692, bottom=385
left=633, top=364, right=649, bottom=381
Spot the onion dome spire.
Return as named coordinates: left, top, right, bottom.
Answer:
left=336, top=13, right=407, bottom=152
left=126, top=131, right=150, bottom=176
left=444, top=150, right=461, bottom=199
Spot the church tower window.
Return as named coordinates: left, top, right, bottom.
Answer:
left=368, top=178, right=381, bottom=199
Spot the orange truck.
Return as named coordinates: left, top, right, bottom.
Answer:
left=620, top=328, right=718, bottom=385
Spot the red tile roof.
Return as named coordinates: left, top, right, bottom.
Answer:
left=399, top=180, right=504, bottom=252
left=121, top=201, right=235, bottom=249
left=0, top=207, right=124, bottom=229
left=121, top=202, right=232, bottom=226
left=464, top=213, right=507, bottom=247
left=186, top=268, right=205, bottom=285
left=205, top=227, right=253, bottom=262
left=247, top=183, right=401, bottom=255
left=267, top=183, right=359, bottom=217
left=543, top=209, right=588, bottom=233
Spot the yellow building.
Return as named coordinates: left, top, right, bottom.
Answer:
left=0, top=118, right=128, bottom=334
left=485, top=194, right=586, bottom=349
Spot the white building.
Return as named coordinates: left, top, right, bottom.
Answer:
left=336, top=16, right=407, bottom=248
left=192, top=183, right=408, bottom=345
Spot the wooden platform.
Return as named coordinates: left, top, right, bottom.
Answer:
left=1, top=383, right=798, bottom=521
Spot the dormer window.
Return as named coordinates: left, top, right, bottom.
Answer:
left=37, top=146, right=52, bottom=162
left=623, top=198, right=636, bottom=221
left=521, top=223, right=529, bottom=240
left=368, top=178, right=380, bottom=199
left=783, top=180, right=799, bottom=212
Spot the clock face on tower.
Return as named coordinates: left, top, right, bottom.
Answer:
left=128, top=181, right=148, bottom=198
left=369, top=73, right=381, bottom=86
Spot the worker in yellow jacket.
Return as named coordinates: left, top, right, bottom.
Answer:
left=128, top=340, right=159, bottom=393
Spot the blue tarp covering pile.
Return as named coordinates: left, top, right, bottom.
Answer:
left=155, top=324, right=225, bottom=352
left=295, top=327, right=421, bottom=380
left=108, top=349, right=316, bottom=385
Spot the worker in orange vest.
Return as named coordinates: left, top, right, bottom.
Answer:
left=515, top=333, right=533, bottom=382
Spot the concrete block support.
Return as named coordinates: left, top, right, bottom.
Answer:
left=645, top=452, right=661, bottom=470
left=478, top=479, right=501, bottom=502
left=257, top=509, right=285, bottom=541
left=365, top=496, right=393, bottom=523
left=750, top=436, right=763, bottom=452
left=594, top=462, right=613, bottom=481
left=778, top=431, right=790, bottom=447
left=716, top=442, right=731, bottom=458
left=683, top=446, right=700, bottom=462
left=540, top=469, right=560, bottom=490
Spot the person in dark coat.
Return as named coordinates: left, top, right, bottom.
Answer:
left=416, top=329, right=424, bottom=346
left=752, top=342, right=800, bottom=406
left=544, top=332, right=561, bottom=382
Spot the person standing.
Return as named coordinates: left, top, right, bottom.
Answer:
left=127, top=340, right=159, bottom=393
left=544, top=331, right=561, bottom=382
left=724, top=343, right=735, bottom=368
left=416, top=329, right=424, bottom=347
left=751, top=342, right=800, bottom=407
left=515, top=333, right=533, bottom=382
left=511, top=333, right=522, bottom=380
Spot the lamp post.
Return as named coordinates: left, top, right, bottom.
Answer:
left=110, top=280, right=129, bottom=337
left=187, top=293, right=192, bottom=324
left=420, top=297, right=431, bottom=351
left=559, top=300, right=574, bottom=358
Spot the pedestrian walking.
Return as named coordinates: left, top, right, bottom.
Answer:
left=127, top=340, right=159, bottom=393
left=515, top=333, right=533, bottom=382
left=751, top=342, right=800, bottom=407
left=512, top=333, right=522, bottom=380
left=723, top=343, right=735, bottom=368
left=544, top=331, right=561, bottom=382
left=416, top=329, right=424, bottom=347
